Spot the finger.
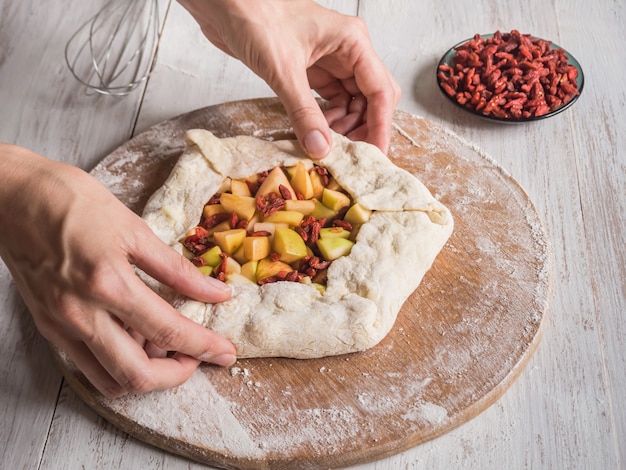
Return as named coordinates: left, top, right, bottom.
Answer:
left=113, top=266, right=236, bottom=365
left=272, top=69, right=332, bottom=160
left=84, top=310, right=202, bottom=394
left=131, top=226, right=232, bottom=304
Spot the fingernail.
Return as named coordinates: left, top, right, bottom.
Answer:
left=207, top=353, right=237, bottom=367
left=205, top=275, right=232, bottom=294
left=303, top=130, right=330, bottom=159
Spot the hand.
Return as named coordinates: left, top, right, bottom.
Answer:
left=179, top=0, right=401, bottom=159
left=0, top=144, right=236, bottom=398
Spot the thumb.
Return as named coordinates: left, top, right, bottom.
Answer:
left=274, top=73, right=332, bottom=160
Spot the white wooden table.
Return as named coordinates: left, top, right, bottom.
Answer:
left=1, top=1, right=624, bottom=468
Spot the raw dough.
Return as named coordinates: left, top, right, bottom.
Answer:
left=140, top=130, right=453, bottom=358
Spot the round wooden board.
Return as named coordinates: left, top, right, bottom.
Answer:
left=55, top=98, right=550, bottom=469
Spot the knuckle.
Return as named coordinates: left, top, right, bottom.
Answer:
left=120, top=371, right=155, bottom=395
left=151, top=322, right=186, bottom=351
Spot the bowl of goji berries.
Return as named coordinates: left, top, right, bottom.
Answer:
left=436, top=30, right=584, bottom=122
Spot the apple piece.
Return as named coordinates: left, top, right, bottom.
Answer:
left=243, top=236, right=271, bottom=261
left=209, top=220, right=232, bottom=235
left=316, top=236, right=354, bottom=261
left=290, top=161, right=314, bottom=199
left=226, top=273, right=255, bottom=285
left=223, top=256, right=242, bottom=275
left=217, top=177, right=232, bottom=194
left=232, top=244, right=248, bottom=265
left=197, top=265, right=214, bottom=276
left=310, top=198, right=338, bottom=220
left=230, top=179, right=252, bottom=197
left=322, top=188, right=351, bottom=212
left=343, top=203, right=372, bottom=225
left=309, top=170, right=325, bottom=199
left=311, top=283, right=326, bottom=294
left=203, top=203, right=227, bottom=218
left=220, top=193, right=257, bottom=221
left=273, top=227, right=308, bottom=263
left=284, top=199, right=315, bottom=215
left=256, top=167, right=296, bottom=199
left=199, top=245, right=223, bottom=267
left=319, top=227, right=351, bottom=239
left=326, top=176, right=341, bottom=191
left=213, top=228, right=247, bottom=254
left=252, top=222, right=277, bottom=236
left=263, top=210, right=304, bottom=226
left=256, top=258, right=293, bottom=281
left=241, top=260, right=259, bottom=283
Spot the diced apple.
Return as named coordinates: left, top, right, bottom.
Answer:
left=285, top=199, right=315, bottom=215
left=199, top=245, right=223, bottom=267
left=316, top=236, right=354, bottom=261
left=319, top=227, right=351, bottom=239
left=290, top=161, right=314, bottom=199
left=322, top=188, right=351, bottom=212
left=220, top=193, right=257, bottom=221
left=223, top=256, right=242, bottom=275
left=243, top=236, right=271, bottom=261
left=209, top=220, right=232, bottom=234
left=241, top=260, right=259, bottom=283
left=273, top=227, right=308, bottom=263
left=226, top=273, right=255, bottom=285
left=252, top=222, right=277, bottom=236
left=256, top=167, right=296, bottom=199
left=310, top=198, right=338, bottom=220
left=309, top=170, right=325, bottom=199
left=217, top=177, right=232, bottom=194
left=326, top=176, right=341, bottom=191
left=203, top=203, right=227, bottom=218
left=197, top=265, right=214, bottom=276
left=230, top=179, right=252, bottom=196
left=256, top=258, right=293, bottom=281
left=213, top=228, right=247, bottom=254
left=232, top=244, right=248, bottom=265
left=343, top=203, right=372, bottom=225
left=263, top=210, right=304, bottom=226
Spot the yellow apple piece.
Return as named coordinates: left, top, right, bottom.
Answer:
left=256, top=167, right=296, bottom=199
left=309, top=170, right=325, bottom=199
left=220, top=193, right=257, bottom=221
left=230, top=179, right=252, bottom=197
left=284, top=199, right=315, bottom=215
left=197, top=265, right=214, bottom=276
left=241, top=260, right=259, bottom=283
left=322, top=188, right=351, bottom=212
left=316, top=236, right=355, bottom=261
left=231, top=244, right=248, bottom=265
left=208, top=220, right=232, bottom=235
left=223, top=256, right=242, bottom=275
left=310, top=198, right=338, bottom=220
left=256, top=258, right=293, bottom=281
left=290, top=161, right=314, bottom=199
left=263, top=210, right=304, bottom=226
left=273, top=227, right=308, bottom=263
left=217, top=177, right=232, bottom=194
left=343, top=203, right=372, bottom=225
left=203, top=203, right=227, bottom=218
left=319, top=227, right=351, bottom=239
left=199, top=245, right=223, bottom=267
left=213, top=228, right=247, bottom=254
left=243, top=236, right=271, bottom=261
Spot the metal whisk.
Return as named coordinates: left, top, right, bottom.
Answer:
left=64, top=0, right=161, bottom=96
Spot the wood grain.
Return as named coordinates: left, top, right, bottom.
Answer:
left=53, top=99, right=549, bottom=469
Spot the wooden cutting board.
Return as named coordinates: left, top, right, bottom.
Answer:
left=54, top=98, right=550, bottom=469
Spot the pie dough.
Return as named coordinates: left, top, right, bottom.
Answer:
left=140, top=130, right=453, bottom=358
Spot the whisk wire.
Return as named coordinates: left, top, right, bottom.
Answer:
left=65, top=0, right=161, bottom=97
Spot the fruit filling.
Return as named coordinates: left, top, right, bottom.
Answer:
left=180, top=162, right=373, bottom=290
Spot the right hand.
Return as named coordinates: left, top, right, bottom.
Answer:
left=0, top=144, right=236, bottom=398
